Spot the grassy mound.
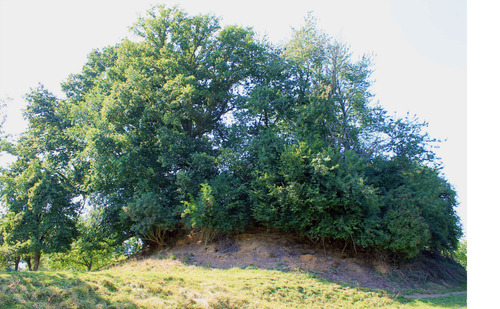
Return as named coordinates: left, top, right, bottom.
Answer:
left=156, top=229, right=467, bottom=292
left=0, top=257, right=466, bottom=308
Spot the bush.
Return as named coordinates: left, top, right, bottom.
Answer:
left=183, top=173, right=251, bottom=242
left=366, top=158, right=462, bottom=258
left=251, top=143, right=380, bottom=248
left=381, top=190, right=431, bottom=258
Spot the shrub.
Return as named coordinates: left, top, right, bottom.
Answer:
left=251, top=143, right=381, bottom=248
left=183, top=173, right=251, bottom=242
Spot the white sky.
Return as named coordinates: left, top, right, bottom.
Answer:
left=0, top=0, right=466, bottom=232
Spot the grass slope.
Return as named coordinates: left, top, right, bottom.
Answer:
left=0, top=258, right=466, bottom=309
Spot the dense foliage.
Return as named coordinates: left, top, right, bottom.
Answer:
left=0, top=6, right=462, bottom=270
left=452, top=239, right=467, bottom=270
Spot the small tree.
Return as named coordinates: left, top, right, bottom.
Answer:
left=1, top=160, right=79, bottom=271
left=45, top=209, right=125, bottom=271
left=0, top=86, right=80, bottom=271
left=453, top=239, right=467, bottom=270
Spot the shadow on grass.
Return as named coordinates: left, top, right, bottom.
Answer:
left=175, top=256, right=467, bottom=308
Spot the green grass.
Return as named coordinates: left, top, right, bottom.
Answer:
left=0, top=258, right=466, bottom=308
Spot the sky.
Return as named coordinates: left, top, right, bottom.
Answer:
left=0, top=0, right=466, bottom=232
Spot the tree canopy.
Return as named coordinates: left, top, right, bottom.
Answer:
left=0, top=6, right=462, bottom=271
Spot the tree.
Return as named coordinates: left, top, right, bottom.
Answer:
left=0, top=98, right=12, bottom=153
left=126, top=5, right=266, bottom=138
left=1, top=159, right=79, bottom=270
left=246, top=15, right=461, bottom=259
left=0, top=86, right=81, bottom=271
left=282, top=14, right=376, bottom=154
left=44, top=208, right=125, bottom=271
left=0, top=7, right=462, bottom=262
left=67, top=5, right=269, bottom=247
left=380, top=113, right=441, bottom=166
left=365, top=158, right=462, bottom=258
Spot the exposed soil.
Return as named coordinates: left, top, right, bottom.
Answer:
left=151, top=228, right=466, bottom=293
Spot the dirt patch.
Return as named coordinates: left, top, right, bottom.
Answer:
left=155, top=228, right=465, bottom=292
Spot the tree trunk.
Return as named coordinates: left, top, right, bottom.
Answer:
left=14, top=256, right=20, bottom=271
left=33, top=252, right=41, bottom=271
left=25, top=256, right=32, bottom=271
left=82, top=255, right=93, bottom=271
